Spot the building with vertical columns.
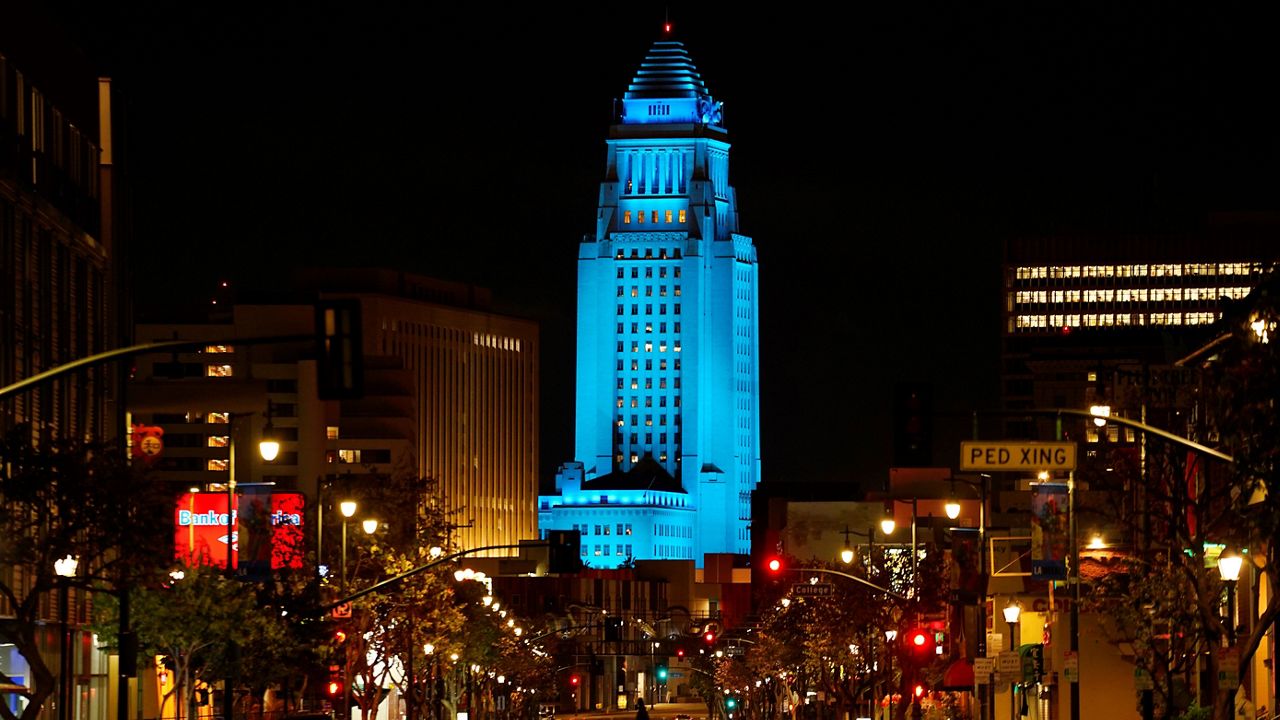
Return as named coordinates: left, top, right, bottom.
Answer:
left=130, top=269, right=540, bottom=558
left=539, top=33, right=762, bottom=567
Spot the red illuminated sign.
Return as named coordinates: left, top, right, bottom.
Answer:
left=176, top=492, right=305, bottom=571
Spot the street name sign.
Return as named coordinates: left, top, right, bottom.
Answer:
left=792, top=583, right=834, bottom=597
left=961, top=441, right=1077, bottom=471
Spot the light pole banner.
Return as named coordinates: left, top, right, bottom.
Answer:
left=1030, top=482, right=1069, bottom=581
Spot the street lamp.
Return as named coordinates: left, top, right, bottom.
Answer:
left=362, top=518, right=379, bottom=535
left=879, top=498, right=918, bottom=594
left=1004, top=599, right=1022, bottom=720
left=55, top=555, right=79, bottom=720
left=839, top=526, right=876, bottom=567
left=340, top=500, right=358, bottom=587
left=1218, top=547, right=1243, bottom=645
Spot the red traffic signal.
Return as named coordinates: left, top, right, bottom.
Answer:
left=569, top=674, right=580, bottom=686
left=765, top=557, right=783, bottom=573
left=914, top=684, right=925, bottom=699
left=704, top=630, right=716, bottom=644
left=910, top=630, right=928, bottom=648
left=327, top=680, right=342, bottom=697
left=676, top=648, right=685, bottom=659
left=334, top=629, right=348, bottom=644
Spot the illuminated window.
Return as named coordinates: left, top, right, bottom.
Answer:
left=673, top=342, right=681, bottom=352
left=207, top=412, right=230, bottom=424
left=631, top=379, right=638, bottom=389
left=631, top=454, right=639, bottom=463
left=204, top=345, right=234, bottom=353
left=645, top=323, right=652, bottom=333
left=1087, top=372, right=1097, bottom=382
left=651, top=211, right=658, bottom=223
left=208, top=458, right=229, bottom=472
left=631, top=398, right=639, bottom=408
left=338, top=449, right=359, bottom=463
left=678, top=209, right=686, bottom=223
left=665, top=210, right=673, bottom=223
left=617, top=417, right=624, bottom=427
left=660, top=359, right=668, bottom=370
left=645, top=341, right=653, bottom=352
left=623, top=211, right=632, bottom=224
left=631, top=360, right=639, bottom=371
left=637, top=211, right=645, bottom=224
left=659, top=285, right=667, bottom=297
left=208, top=435, right=229, bottom=448
left=645, top=415, right=653, bottom=427
left=206, top=364, right=233, bottom=378
left=617, top=398, right=625, bottom=408
left=631, top=286, right=638, bottom=297
left=659, top=342, right=667, bottom=352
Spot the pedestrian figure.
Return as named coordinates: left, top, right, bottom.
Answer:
left=636, top=698, right=649, bottom=720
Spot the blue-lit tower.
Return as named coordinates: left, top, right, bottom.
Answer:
left=540, top=35, right=761, bottom=567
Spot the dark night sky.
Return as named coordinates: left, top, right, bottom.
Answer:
left=39, top=3, right=1280, bottom=486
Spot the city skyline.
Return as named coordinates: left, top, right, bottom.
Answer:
left=40, top=3, right=1280, bottom=484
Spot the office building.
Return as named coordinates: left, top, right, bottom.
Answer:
left=540, top=32, right=762, bottom=566
left=1001, top=220, right=1279, bottom=441
left=130, top=269, right=540, bottom=558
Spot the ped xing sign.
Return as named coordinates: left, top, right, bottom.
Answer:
left=961, top=441, right=1076, bottom=471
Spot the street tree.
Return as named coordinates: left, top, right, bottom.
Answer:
left=0, top=429, right=172, bottom=720
left=94, top=561, right=290, bottom=720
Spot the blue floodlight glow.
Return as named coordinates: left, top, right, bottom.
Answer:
left=537, top=34, right=760, bottom=569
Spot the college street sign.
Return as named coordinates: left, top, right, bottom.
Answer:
left=960, top=441, right=1077, bottom=471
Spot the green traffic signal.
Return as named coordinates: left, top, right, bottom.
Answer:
left=656, top=664, right=668, bottom=682
left=726, top=698, right=737, bottom=709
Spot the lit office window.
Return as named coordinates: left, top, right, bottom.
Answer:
left=623, top=211, right=632, bottom=224
left=208, top=436, right=229, bottom=448
left=206, top=364, right=233, bottom=378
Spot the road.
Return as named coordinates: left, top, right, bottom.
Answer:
left=559, top=701, right=708, bottom=720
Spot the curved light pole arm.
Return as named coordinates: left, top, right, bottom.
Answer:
left=788, top=567, right=908, bottom=601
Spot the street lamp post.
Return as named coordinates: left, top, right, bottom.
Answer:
left=839, top=526, right=877, bottom=568
left=879, top=498, right=918, bottom=595
left=338, top=500, right=357, bottom=720
left=55, top=555, right=79, bottom=720
left=1003, top=600, right=1021, bottom=720
left=1218, top=547, right=1243, bottom=646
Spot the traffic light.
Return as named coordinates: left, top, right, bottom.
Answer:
left=909, top=629, right=928, bottom=649
left=569, top=674, right=580, bottom=688
left=315, top=299, right=364, bottom=400
left=676, top=648, right=685, bottom=659
left=334, top=628, right=348, bottom=645
left=327, top=664, right=343, bottom=698
left=704, top=630, right=716, bottom=644
left=656, top=664, right=668, bottom=683
left=547, top=529, right=583, bottom=574
left=725, top=697, right=737, bottom=710
left=765, top=556, right=783, bottom=574
left=913, top=684, right=924, bottom=699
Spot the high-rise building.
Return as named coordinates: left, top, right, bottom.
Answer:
left=540, top=33, right=761, bottom=566
left=130, top=269, right=540, bottom=558
left=1, top=9, right=124, bottom=443
left=1000, top=217, right=1279, bottom=442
